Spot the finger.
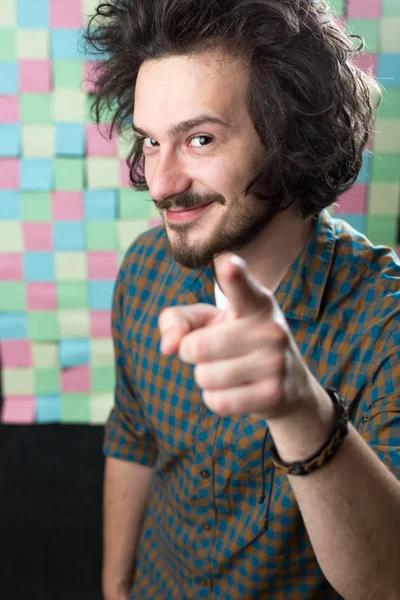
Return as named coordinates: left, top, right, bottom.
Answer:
left=158, top=303, right=220, bottom=354
left=194, top=346, right=286, bottom=390
left=216, top=255, right=275, bottom=319
left=202, top=378, right=284, bottom=417
left=179, top=317, right=287, bottom=363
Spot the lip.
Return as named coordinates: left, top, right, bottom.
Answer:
left=166, top=201, right=215, bottom=223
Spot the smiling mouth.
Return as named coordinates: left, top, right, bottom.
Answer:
left=168, top=201, right=214, bottom=212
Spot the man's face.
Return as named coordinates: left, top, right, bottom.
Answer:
left=134, top=50, right=271, bottom=269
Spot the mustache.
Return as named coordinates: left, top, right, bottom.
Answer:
left=156, top=191, right=225, bottom=211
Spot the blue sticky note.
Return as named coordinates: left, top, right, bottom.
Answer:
left=84, top=190, right=117, bottom=220
left=89, top=281, right=115, bottom=310
left=55, top=123, right=85, bottom=156
left=0, top=63, right=18, bottom=94
left=37, top=395, right=62, bottom=423
left=23, top=252, right=55, bottom=282
left=356, top=151, right=371, bottom=185
left=50, top=29, right=82, bottom=60
left=341, top=214, right=365, bottom=234
left=378, top=54, right=400, bottom=87
left=20, top=159, right=53, bottom=192
left=17, top=0, right=49, bottom=28
left=59, top=339, right=90, bottom=368
left=0, top=125, right=20, bottom=157
left=53, top=221, right=85, bottom=250
left=0, top=314, right=27, bottom=340
left=0, top=191, right=21, bottom=220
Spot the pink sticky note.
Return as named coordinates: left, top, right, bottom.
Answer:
left=1, top=396, right=36, bottom=424
left=337, top=184, right=367, bottom=214
left=90, top=311, right=112, bottom=338
left=88, top=252, right=118, bottom=280
left=86, top=123, right=118, bottom=156
left=150, top=217, right=163, bottom=228
left=51, top=191, right=83, bottom=220
left=1, top=340, right=32, bottom=367
left=0, top=95, right=20, bottom=123
left=19, top=60, right=52, bottom=93
left=347, top=0, right=381, bottom=19
left=61, top=365, right=90, bottom=393
left=26, top=283, right=57, bottom=310
left=0, top=158, right=19, bottom=189
left=352, top=54, right=378, bottom=76
left=49, top=0, right=83, bottom=28
left=83, top=61, right=104, bottom=94
left=0, top=253, right=23, bottom=280
left=22, top=222, right=53, bottom=251
left=120, top=159, right=131, bottom=188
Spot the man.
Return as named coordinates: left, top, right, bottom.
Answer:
left=83, top=1, right=400, bottom=598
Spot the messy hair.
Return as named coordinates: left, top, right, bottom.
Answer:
left=82, top=0, right=381, bottom=218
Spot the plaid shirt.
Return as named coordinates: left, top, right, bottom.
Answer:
left=104, top=209, right=400, bottom=599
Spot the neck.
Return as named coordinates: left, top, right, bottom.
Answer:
left=213, top=204, right=315, bottom=294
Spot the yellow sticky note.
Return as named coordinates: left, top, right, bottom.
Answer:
left=32, top=342, right=59, bottom=368
left=55, top=252, right=87, bottom=281
left=58, top=309, right=90, bottom=338
left=22, top=125, right=55, bottom=158
left=86, top=157, right=120, bottom=189
left=117, top=133, right=134, bottom=158
left=17, top=29, right=49, bottom=59
left=0, top=222, right=23, bottom=252
left=0, top=0, right=15, bottom=27
left=373, top=120, right=400, bottom=153
left=91, top=339, right=114, bottom=366
left=83, top=0, right=101, bottom=18
left=53, top=89, right=85, bottom=122
left=3, top=368, right=35, bottom=395
left=90, top=394, right=114, bottom=424
left=117, top=219, right=151, bottom=252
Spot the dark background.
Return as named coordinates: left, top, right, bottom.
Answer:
left=0, top=359, right=104, bottom=600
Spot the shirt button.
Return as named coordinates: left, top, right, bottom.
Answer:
left=202, top=522, right=212, bottom=532
left=199, top=577, right=208, bottom=587
left=200, top=469, right=210, bottom=478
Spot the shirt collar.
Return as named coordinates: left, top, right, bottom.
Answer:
left=171, top=209, right=336, bottom=321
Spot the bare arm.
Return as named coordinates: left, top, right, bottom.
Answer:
left=102, top=457, right=153, bottom=600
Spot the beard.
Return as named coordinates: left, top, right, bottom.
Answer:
left=156, top=189, right=277, bottom=270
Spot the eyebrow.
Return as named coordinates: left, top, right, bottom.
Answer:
left=132, top=114, right=233, bottom=138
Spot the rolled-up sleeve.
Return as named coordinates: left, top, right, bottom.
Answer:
left=103, top=246, right=158, bottom=466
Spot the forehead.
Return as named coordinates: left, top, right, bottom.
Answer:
left=134, top=51, right=248, bottom=132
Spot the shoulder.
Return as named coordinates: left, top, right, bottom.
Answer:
left=117, top=224, right=168, bottom=285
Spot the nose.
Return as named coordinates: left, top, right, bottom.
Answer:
left=146, top=149, right=192, bottom=203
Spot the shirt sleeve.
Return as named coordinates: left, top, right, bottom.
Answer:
left=103, top=244, right=158, bottom=466
left=357, top=325, right=400, bottom=481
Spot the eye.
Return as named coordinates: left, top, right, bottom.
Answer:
left=189, top=135, right=213, bottom=148
left=142, top=137, right=159, bottom=149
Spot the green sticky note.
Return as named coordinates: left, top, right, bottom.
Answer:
left=86, top=221, right=117, bottom=250
left=21, top=94, right=53, bottom=125
left=365, top=214, right=397, bottom=247
left=117, top=220, right=151, bottom=251
left=119, top=189, right=153, bottom=219
left=377, top=89, right=400, bottom=119
left=54, top=158, right=84, bottom=191
left=21, top=192, right=51, bottom=221
left=58, top=309, right=90, bottom=338
left=0, top=0, right=15, bottom=27
left=34, top=367, right=61, bottom=394
left=27, top=311, right=59, bottom=342
left=91, top=365, right=115, bottom=393
left=17, top=29, right=49, bottom=59
left=0, top=222, right=23, bottom=252
left=22, top=125, right=55, bottom=158
left=0, top=283, right=26, bottom=312
left=373, top=120, right=400, bottom=153
left=32, top=342, right=59, bottom=368
left=371, top=153, right=400, bottom=183
left=3, top=368, right=34, bottom=396
left=368, top=183, right=400, bottom=215
left=53, top=60, right=84, bottom=89
left=380, top=18, right=400, bottom=53
left=347, top=19, right=380, bottom=54
left=382, top=0, right=400, bottom=17
left=86, top=157, right=120, bottom=189
left=55, top=252, right=87, bottom=281
left=57, top=282, right=88, bottom=308
left=326, top=0, right=345, bottom=18
left=61, top=394, right=90, bottom=423
left=91, top=339, right=114, bottom=366
left=0, top=28, right=16, bottom=61
left=90, top=394, right=114, bottom=424
left=54, top=89, right=85, bottom=122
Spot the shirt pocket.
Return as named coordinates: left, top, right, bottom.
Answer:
left=234, top=415, right=270, bottom=475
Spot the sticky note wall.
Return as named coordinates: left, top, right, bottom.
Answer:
left=0, top=0, right=399, bottom=424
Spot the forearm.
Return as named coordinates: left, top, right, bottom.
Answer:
left=268, top=383, right=400, bottom=599
left=102, top=457, right=153, bottom=598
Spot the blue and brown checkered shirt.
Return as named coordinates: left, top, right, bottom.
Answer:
left=104, top=209, right=400, bottom=599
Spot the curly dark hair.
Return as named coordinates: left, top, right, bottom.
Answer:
left=82, top=0, right=381, bottom=218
